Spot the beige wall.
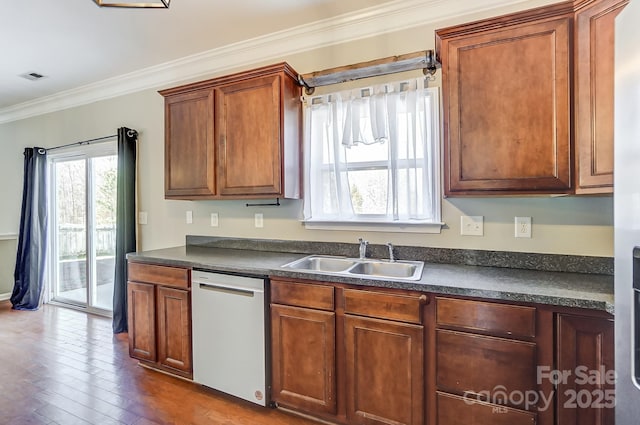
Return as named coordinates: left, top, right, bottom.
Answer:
left=0, top=238, right=17, bottom=296
left=0, top=0, right=614, bottom=258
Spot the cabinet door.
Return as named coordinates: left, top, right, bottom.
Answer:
left=216, top=74, right=283, bottom=197
left=345, top=315, right=424, bottom=425
left=156, top=286, right=192, bottom=374
left=556, top=314, right=614, bottom=425
left=439, top=17, right=571, bottom=195
left=271, top=304, right=336, bottom=415
left=164, top=89, right=216, bottom=198
left=127, top=282, right=156, bottom=362
left=574, top=0, right=628, bottom=193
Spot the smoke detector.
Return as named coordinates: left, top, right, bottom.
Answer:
left=20, top=72, right=47, bottom=81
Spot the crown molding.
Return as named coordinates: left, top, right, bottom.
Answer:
left=0, top=0, right=543, bottom=124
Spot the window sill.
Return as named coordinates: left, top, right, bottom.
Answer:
left=303, top=220, right=444, bottom=234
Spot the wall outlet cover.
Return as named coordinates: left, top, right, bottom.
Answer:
left=515, top=216, right=532, bottom=238
left=186, top=210, right=193, bottom=224
left=210, top=213, right=219, bottom=227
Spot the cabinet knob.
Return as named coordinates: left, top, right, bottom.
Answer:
left=419, top=294, right=429, bottom=305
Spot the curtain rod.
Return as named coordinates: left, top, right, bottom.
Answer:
left=297, top=50, right=439, bottom=95
left=45, top=129, right=137, bottom=152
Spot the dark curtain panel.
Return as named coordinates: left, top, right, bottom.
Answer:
left=11, top=148, right=48, bottom=310
left=112, top=127, right=137, bottom=333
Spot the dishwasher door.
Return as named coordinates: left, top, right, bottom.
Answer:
left=191, top=270, right=267, bottom=406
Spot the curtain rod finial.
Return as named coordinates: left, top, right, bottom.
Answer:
left=297, top=75, right=315, bottom=95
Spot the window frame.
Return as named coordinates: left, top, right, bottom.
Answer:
left=302, top=82, right=443, bottom=233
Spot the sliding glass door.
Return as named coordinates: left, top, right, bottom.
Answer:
left=49, top=142, right=117, bottom=314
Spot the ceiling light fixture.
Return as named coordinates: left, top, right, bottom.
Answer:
left=93, top=0, right=170, bottom=8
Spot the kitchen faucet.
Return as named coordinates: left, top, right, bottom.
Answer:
left=386, top=242, right=396, bottom=262
left=358, top=238, right=368, bottom=259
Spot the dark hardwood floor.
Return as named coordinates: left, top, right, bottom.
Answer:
left=0, top=301, right=319, bottom=425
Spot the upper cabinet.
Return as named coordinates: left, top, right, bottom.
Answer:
left=164, top=89, right=216, bottom=198
left=160, top=63, right=302, bottom=200
left=574, top=0, right=628, bottom=194
left=436, top=0, right=627, bottom=196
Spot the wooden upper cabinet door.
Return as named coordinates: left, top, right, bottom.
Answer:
left=156, top=286, right=192, bottom=375
left=163, top=89, right=216, bottom=198
left=216, top=74, right=284, bottom=197
left=438, top=15, right=572, bottom=195
left=575, top=0, right=628, bottom=194
left=344, top=315, right=424, bottom=425
left=127, top=281, right=156, bottom=362
left=271, top=304, right=336, bottom=416
left=556, top=313, right=615, bottom=425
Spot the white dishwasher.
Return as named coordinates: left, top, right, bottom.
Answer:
left=191, top=270, right=267, bottom=406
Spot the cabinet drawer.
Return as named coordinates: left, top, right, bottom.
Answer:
left=436, top=329, right=536, bottom=410
left=271, top=279, right=334, bottom=311
left=343, top=289, right=427, bottom=324
left=437, top=392, right=536, bottom=425
left=436, top=297, right=536, bottom=338
left=128, top=262, right=190, bottom=289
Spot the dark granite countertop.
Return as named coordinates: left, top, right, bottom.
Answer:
left=127, top=244, right=614, bottom=314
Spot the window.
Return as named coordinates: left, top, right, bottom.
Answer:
left=303, top=78, right=441, bottom=231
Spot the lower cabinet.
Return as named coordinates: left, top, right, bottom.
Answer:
left=270, top=279, right=337, bottom=416
left=271, top=304, right=337, bottom=415
left=268, top=278, right=614, bottom=425
left=128, top=281, right=156, bottom=361
left=127, top=261, right=192, bottom=378
left=270, top=278, right=426, bottom=425
left=344, top=314, right=424, bottom=425
left=432, top=297, right=615, bottom=425
left=556, top=313, right=615, bottom=425
left=156, top=285, right=191, bottom=373
left=436, top=392, right=535, bottom=425
left=434, top=297, right=539, bottom=424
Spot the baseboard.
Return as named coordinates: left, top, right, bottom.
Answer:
left=0, top=292, right=11, bottom=301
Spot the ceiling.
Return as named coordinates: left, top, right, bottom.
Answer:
left=2, top=0, right=393, bottom=109
left=1, top=0, right=555, bottom=122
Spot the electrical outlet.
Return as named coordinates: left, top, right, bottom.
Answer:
left=210, top=213, right=219, bottom=227
left=186, top=210, right=193, bottom=224
left=138, top=211, right=148, bottom=225
left=254, top=213, right=264, bottom=228
left=515, top=216, right=532, bottom=238
left=460, top=215, right=483, bottom=236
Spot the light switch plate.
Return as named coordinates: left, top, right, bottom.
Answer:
left=138, top=211, right=148, bottom=225
left=186, top=210, right=193, bottom=224
left=254, top=213, right=264, bottom=228
left=460, top=215, right=483, bottom=236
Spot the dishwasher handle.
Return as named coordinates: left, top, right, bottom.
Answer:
left=196, top=282, right=260, bottom=297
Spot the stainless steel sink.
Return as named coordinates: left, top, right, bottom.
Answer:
left=347, top=261, right=419, bottom=279
left=283, top=256, right=357, bottom=273
left=281, top=255, right=424, bottom=281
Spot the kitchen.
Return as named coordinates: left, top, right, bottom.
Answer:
left=0, top=0, right=634, bottom=424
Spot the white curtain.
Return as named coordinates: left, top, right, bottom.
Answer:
left=303, top=78, right=440, bottom=223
